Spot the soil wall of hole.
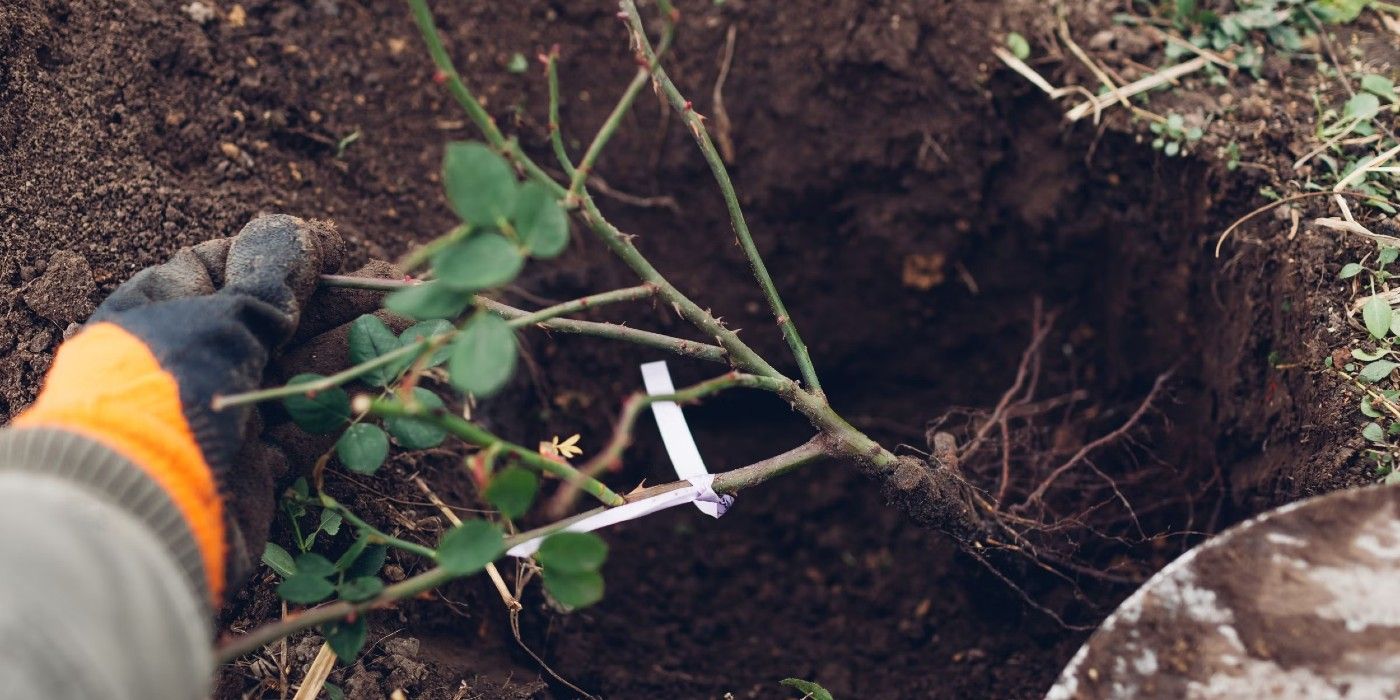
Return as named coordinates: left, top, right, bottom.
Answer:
left=0, top=1, right=1366, bottom=698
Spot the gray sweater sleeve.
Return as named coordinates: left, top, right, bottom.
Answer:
left=0, top=429, right=213, bottom=700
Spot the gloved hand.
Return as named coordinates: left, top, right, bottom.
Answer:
left=3, top=214, right=384, bottom=606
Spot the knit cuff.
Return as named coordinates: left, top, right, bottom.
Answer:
left=0, top=426, right=209, bottom=605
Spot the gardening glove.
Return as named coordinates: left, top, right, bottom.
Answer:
left=2, top=214, right=343, bottom=606
left=0, top=214, right=378, bottom=699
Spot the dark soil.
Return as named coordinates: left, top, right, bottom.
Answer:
left=0, top=0, right=1377, bottom=698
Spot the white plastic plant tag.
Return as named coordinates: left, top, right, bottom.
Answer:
left=504, top=475, right=717, bottom=558
left=639, top=360, right=734, bottom=517
left=504, top=362, right=732, bottom=558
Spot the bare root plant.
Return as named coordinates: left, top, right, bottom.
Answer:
left=211, top=0, right=1189, bottom=672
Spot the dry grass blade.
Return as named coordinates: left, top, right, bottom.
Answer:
left=1064, top=56, right=1208, bottom=122
left=290, top=643, right=336, bottom=700
left=411, top=475, right=520, bottom=611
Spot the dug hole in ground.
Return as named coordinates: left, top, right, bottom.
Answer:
left=0, top=0, right=1387, bottom=698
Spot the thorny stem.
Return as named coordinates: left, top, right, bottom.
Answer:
left=548, top=371, right=793, bottom=516
left=318, top=273, right=727, bottom=362
left=363, top=396, right=627, bottom=507
left=505, top=284, right=657, bottom=326
left=478, top=296, right=728, bottom=363
left=406, top=0, right=564, bottom=196
left=563, top=14, right=675, bottom=204
left=219, top=279, right=725, bottom=411
left=319, top=494, right=438, bottom=560
left=619, top=0, right=825, bottom=400
left=404, top=0, right=779, bottom=380
left=214, top=437, right=828, bottom=665
left=403, top=0, right=898, bottom=470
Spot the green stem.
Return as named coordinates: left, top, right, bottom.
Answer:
left=401, top=224, right=468, bottom=273
left=316, top=275, right=725, bottom=362
left=544, top=49, right=576, bottom=176
left=505, top=284, right=657, bottom=326
left=405, top=0, right=778, bottom=381
left=562, top=21, right=674, bottom=204
left=214, top=437, right=827, bottom=664
left=363, top=396, right=626, bottom=507
left=620, top=0, right=825, bottom=400
left=318, top=274, right=414, bottom=292
left=211, top=338, right=439, bottom=410
left=320, top=494, right=438, bottom=560
left=574, top=195, right=781, bottom=376
left=565, top=69, right=651, bottom=203
left=406, top=0, right=564, bottom=195
left=491, top=300, right=729, bottom=363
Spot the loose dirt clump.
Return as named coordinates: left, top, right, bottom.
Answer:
left=0, top=0, right=1382, bottom=698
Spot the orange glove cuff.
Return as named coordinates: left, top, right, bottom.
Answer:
left=15, top=323, right=227, bottom=603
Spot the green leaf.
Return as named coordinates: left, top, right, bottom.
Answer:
left=325, top=683, right=346, bottom=700
left=336, top=423, right=390, bottom=475
left=348, top=314, right=404, bottom=386
left=399, top=320, right=454, bottom=367
left=537, top=532, right=608, bottom=573
left=780, top=678, right=835, bottom=700
left=262, top=542, right=297, bottom=578
left=1361, top=74, right=1397, bottom=102
left=384, top=281, right=473, bottom=321
left=1360, top=359, right=1400, bottom=383
left=484, top=467, right=539, bottom=519
left=507, top=52, right=529, bottom=74
left=1364, top=421, right=1386, bottom=443
left=295, top=553, right=337, bottom=578
left=436, top=520, right=503, bottom=575
left=345, top=544, right=388, bottom=579
left=1381, top=248, right=1400, bottom=267
left=1390, top=312, right=1400, bottom=338
left=1363, top=297, right=1393, bottom=339
left=513, top=182, right=570, bottom=258
left=1310, top=0, right=1370, bottom=24
left=1006, top=32, right=1030, bottom=60
left=432, top=233, right=525, bottom=291
left=383, top=387, right=449, bottom=449
left=322, top=617, right=367, bottom=663
left=542, top=569, right=604, bottom=608
left=337, top=576, right=385, bottom=602
left=282, top=374, right=351, bottom=434
left=1340, top=262, right=1365, bottom=279
left=277, top=574, right=335, bottom=604
left=335, top=534, right=370, bottom=572
left=449, top=314, right=517, bottom=397
left=443, top=142, right=518, bottom=226
left=1362, top=396, right=1383, bottom=418
left=1353, top=347, right=1388, bottom=361
left=318, top=508, right=343, bottom=537
left=1344, top=92, right=1381, bottom=122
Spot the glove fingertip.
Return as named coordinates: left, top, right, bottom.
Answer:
left=305, top=218, right=346, bottom=275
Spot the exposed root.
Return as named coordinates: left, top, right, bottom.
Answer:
left=876, top=301, right=1206, bottom=626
